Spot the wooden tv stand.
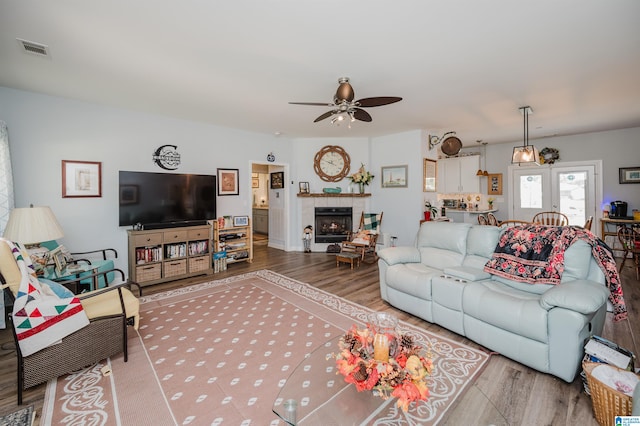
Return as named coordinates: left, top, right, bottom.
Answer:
left=127, top=223, right=213, bottom=288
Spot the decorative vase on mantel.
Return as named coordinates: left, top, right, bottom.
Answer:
left=358, top=183, right=365, bottom=194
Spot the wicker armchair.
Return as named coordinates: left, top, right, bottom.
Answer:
left=0, top=243, right=139, bottom=405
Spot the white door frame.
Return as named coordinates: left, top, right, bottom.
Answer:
left=249, top=160, right=290, bottom=251
left=508, top=160, right=603, bottom=225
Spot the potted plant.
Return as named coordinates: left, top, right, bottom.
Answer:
left=424, top=201, right=438, bottom=221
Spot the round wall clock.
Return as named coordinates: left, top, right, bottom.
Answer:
left=313, top=145, right=351, bottom=182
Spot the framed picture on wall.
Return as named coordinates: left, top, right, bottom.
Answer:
left=488, top=173, right=503, bottom=195
left=299, top=181, right=310, bottom=194
left=423, top=159, right=436, bottom=192
left=252, top=177, right=259, bottom=188
left=271, top=171, right=284, bottom=189
left=217, top=168, right=239, bottom=196
left=619, top=167, right=640, bottom=184
left=381, top=165, right=408, bottom=188
left=62, top=160, right=102, bottom=198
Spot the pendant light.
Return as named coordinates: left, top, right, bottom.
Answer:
left=476, top=141, right=489, bottom=176
left=511, top=106, right=540, bottom=165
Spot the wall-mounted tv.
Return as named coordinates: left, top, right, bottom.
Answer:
left=119, top=171, right=216, bottom=228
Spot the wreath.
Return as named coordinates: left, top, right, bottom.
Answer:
left=539, top=147, right=560, bottom=164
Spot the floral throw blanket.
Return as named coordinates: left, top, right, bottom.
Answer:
left=3, top=239, right=89, bottom=356
left=484, top=225, right=627, bottom=322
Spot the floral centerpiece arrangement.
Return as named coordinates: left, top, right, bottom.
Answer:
left=331, top=321, right=433, bottom=412
left=349, top=163, right=374, bottom=193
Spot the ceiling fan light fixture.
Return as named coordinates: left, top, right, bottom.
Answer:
left=511, top=106, right=540, bottom=165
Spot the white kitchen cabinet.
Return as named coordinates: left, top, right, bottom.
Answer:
left=437, top=155, right=480, bottom=193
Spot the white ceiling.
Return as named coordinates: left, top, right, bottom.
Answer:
left=1, top=1, right=640, bottom=145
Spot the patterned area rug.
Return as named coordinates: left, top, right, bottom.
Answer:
left=41, top=270, right=489, bottom=425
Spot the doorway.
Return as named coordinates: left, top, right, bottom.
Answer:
left=250, top=161, right=289, bottom=251
left=509, top=160, right=602, bottom=226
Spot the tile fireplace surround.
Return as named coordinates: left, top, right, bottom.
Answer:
left=299, top=194, right=369, bottom=252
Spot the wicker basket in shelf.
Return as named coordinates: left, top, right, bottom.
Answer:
left=188, top=256, right=210, bottom=273
left=136, top=264, right=161, bottom=282
left=164, top=259, right=187, bottom=277
left=582, top=361, right=637, bottom=426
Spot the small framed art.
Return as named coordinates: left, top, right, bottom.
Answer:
left=62, top=160, right=102, bottom=198
left=619, top=167, right=640, bottom=184
left=488, top=173, right=503, bottom=195
left=217, top=168, right=239, bottom=196
left=299, top=182, right=310, bottom=194
left=271, top=171, right=284, bottom=189
left=381, top=165, right=408, bottom=188
left=233, top=215, right=249, bottom=227
left=50, top=246, right=68, bottom=273
left=252, top=178, right=259, bottom=188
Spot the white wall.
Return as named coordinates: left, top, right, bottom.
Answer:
left=464, top=128, right=640, bottom=223
left=2, top=86, right=639, bottom=271
left=371, top=130, right=424, bottom=246
left=0, top=87, right=292, bottom=272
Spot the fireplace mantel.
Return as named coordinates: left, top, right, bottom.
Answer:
left=297, top=193, right=371, bottom=198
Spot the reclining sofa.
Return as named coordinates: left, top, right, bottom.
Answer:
left=377, top=221, right=612, bottom=382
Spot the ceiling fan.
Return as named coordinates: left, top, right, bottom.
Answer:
left=289, top=77, right=402, bottom=124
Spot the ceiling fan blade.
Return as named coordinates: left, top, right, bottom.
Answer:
left=314, top=110, right=337, bottom=122
left=356, top=97, right=403, bottom=107
left=353, top=108, right=372, bottom=122
left=289, top=102, right=334, bottom=106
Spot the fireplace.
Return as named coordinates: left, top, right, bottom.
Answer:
left=315, top=207, right=352, bottom=243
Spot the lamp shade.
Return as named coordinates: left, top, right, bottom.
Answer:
left=511, top=145, right=540, bottom=165
left=2, top=206, right=64, bottom=244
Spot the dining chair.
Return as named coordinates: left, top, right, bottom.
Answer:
left=532, top=211, right=569, bottom=226
left=486, top=213, right=499, bottom=226
left=499, top=220, right=532, bottom=228
left=583, top=216, right=594, bottom=231
left=617, top=226, right=640, bottom=280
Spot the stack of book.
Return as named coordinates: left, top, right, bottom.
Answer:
left=581, top=335, right=635, bottom=395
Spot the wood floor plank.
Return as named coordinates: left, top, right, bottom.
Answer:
left=1, top=239, right=637, bottom=425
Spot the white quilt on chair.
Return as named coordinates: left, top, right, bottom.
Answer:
left=3, top=239, right=89, bottom=356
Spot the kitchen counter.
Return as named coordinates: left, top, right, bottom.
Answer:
left=444, top=209, right=498, bottom=224
left=445, top=208, right=497, bottom=214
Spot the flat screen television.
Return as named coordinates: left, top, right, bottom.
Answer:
left=119, top=171, right=216, bottom=228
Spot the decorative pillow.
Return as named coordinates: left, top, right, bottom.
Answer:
left=352, top=230, right=371, bottom=245
left=39, top=278, right=74, bottom=299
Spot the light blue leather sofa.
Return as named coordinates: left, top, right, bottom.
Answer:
left=377, top=221, right=611, bottom=382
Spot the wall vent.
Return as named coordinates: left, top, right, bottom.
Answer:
left=17, top=38, right=50, bottom=57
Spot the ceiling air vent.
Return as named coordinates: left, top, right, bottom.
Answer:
left=17, top=38, right=50, bottom=57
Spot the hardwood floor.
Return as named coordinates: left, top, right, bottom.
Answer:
left=1, top=241, right=637, bottom=424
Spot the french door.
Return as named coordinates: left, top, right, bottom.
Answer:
left=509, top=161, right=600, bottom=226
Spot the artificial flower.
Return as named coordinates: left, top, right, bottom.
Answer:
left=330, top=323, right=432, bottom=412
left=348, top=164, right=374, bottom=185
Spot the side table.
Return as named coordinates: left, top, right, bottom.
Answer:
left=42, top=264, right=100, bottom=293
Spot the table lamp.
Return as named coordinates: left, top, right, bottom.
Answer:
left=3, top=205, right=65, bottom=269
